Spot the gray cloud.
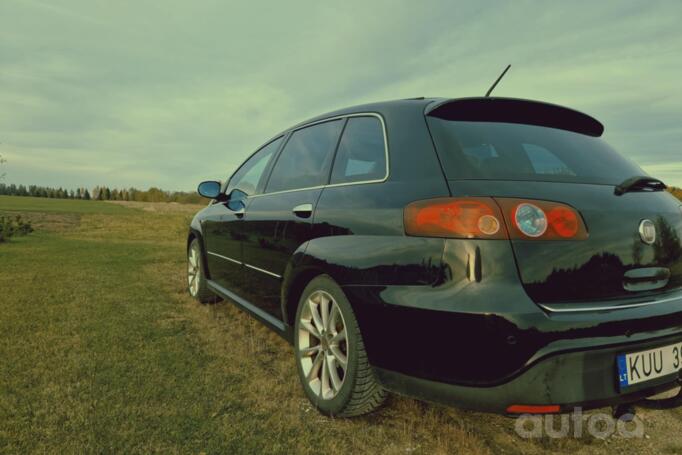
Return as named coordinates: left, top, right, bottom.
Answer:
left=1, top=0, right=680, bottom=190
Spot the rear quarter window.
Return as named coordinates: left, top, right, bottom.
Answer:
left=330, top=116, right=387, bottom=184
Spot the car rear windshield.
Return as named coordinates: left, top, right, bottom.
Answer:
left=426, top=118, right=644, bottom=185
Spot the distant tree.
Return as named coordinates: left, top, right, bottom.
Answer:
left=83, top=189, right=91, bottom=200
left=0, top=154, right=6, bottom=181
left=104, top=187, right=111, bottom=200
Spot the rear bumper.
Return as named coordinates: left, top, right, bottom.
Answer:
left=375, top=332, right=682, bottom=414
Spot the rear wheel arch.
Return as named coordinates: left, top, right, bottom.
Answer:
left=282, top=265, right=327, bottom=327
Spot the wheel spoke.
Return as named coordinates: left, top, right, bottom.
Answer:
left=299, top=345, right=320, bottom=357
left=309, top=298, right=324, bottom=333
left=329, top=304, right=339, bottom=331
left=320, top=295, right=330, bottom=331
left=329, top=345, right=347, bottom=368
left=331, top=330, right=345, bottom=344
left=301, top=320, right=320, bottom=339
left=307, top=351, right=323, bottom=383
left=321, top=355, right=330, bottom=396
left=327, top=356, right=343, bottom=392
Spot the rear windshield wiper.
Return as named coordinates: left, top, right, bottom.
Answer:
left=614, top=176, right=667, bottom=196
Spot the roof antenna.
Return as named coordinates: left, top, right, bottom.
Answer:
left=485, top=64, right=511, bottom=97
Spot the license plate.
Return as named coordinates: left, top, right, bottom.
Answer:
left=617, top=342, right=682, bottom=389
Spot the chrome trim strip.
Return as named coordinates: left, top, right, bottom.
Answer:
left=244, top=263, right=282, bottom=279
left=249, top=112, right=389, bottom=198
left=539, top=293, right=682, bottom=313
left=207, top=251, right=241, bottom=265
left=207, top=251, right=281, bottom=279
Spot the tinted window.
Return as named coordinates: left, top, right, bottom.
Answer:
left=226, top=137, right=282, bottom=196
left=426, top=119, right=643, bottom=185
left=266, top=120, right=343, bottom=193
left=522, top=143, right=575, bottom=176
left=330, top=116, right=386, bottom=184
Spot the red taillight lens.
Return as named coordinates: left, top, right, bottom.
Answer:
left=506, top=404, right=561, bottom=414
left=404, top=197, right=507, bottom=239
left=405, top=197, right=587, bottom=240
left=495, top=198, right=588, bottom=240
left=547, top=206, right=579, bottom=238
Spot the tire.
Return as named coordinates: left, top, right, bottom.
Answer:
left=294, top=275, right=387, bottom=417
left=187, top=238, right=221, bottom=303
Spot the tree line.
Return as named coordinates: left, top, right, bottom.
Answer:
left=0, top=183, right=203, bottom=204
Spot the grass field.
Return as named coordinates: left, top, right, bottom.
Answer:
left=3, top=195, right=682, bottom=454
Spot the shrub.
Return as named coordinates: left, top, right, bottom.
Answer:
left=0, top=215, right=33, bottom=243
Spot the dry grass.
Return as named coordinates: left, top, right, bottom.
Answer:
left=3, top=195, right=682, bottom=453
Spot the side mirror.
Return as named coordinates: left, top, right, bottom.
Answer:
left=226, top=188, right=247, bottom=211
left=197, top=181, right=222, bottom=199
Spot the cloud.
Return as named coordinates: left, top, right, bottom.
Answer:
left=0, top=0, right=680, bottom=190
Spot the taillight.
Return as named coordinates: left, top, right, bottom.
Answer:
left=506, top=404, right=561, bottom=414
left=495, top=198, right=588, bottom=240
left=404, top=197, right=587, bottom=240
left=513, top=203, right=547, bottom=238
left=404, top=197, right=507, bottom=239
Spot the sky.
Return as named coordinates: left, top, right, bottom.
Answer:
left=0, top=0, right=681, bottom=191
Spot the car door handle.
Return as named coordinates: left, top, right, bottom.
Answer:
left=292, top=203, right=313, bottom=219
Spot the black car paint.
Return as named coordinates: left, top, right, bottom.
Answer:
left=189, top=97, right=682, bottom=413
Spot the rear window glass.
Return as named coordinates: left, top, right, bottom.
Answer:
left=330, top=116, right=386, bottom=184
left=426, top=119, right=643, bottom=185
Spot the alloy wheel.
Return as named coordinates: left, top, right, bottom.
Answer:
left=187, top=244, right=200, bottom=297
left=298, top=290, right=349, bottom=400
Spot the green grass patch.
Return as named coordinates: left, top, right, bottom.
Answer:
left=0, top=195, right=132, bottom=214
left=2, top=196, right=682, bottom=453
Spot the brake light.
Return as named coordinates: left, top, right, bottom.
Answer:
left=404, top=197, right=587, bottom=240
left=547, top=206, right=579, bottom=238
left=506, top=404, right=561, bottom=414
left=404, top=197, right=507, bottom=239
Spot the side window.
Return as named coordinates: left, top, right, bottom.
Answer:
left=266, top=119, right=344, bottom=193
left=330, top=116, right=386, bottom=184
left=226, top=137, right=282, bottom=196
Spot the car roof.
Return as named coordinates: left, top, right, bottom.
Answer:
left=284, top=97, right=444, bottom=131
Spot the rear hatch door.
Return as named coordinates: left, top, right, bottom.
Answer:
left=452, top=179, right=682, bottom=303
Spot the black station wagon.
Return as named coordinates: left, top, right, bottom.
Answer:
left=187, top=97, right=682, bottom=417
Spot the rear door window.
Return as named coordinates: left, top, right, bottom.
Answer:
left=330, top=116, right=387, bottom=184
left=266, top=119, right=344, bottom=193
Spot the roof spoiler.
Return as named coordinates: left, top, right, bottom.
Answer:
left=425, top=97, right=604, bottom=137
